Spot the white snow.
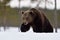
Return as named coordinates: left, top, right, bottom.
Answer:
left=0, top=27, right=60, bottom=40
left=5, top=0, right=60, bottom=9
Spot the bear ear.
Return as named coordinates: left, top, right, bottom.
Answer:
left=21, top=11, right=24, bottom=14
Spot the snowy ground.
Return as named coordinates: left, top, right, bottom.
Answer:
left=0, top=27, right=60, bottom=40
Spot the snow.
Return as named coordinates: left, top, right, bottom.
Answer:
left=5, top=0, right=60, bottom=9
left=0, top=27, right=60, bottom=40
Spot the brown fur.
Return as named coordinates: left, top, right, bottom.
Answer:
left=21, top=8, right=53, bottom=33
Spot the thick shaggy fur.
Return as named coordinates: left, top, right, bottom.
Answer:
left=21, top=8, right=53, bottom=33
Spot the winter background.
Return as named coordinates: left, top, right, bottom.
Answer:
left=0, top=0, right=60, bottom=40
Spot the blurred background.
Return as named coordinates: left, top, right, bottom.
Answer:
left=0, top=0, right=60, bottom=32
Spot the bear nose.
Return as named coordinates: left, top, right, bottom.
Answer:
left=25, top=15, right=28, bottom=18
left=26, top=17, right=28, bottom=20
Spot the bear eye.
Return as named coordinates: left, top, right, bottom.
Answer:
left=29, top=12, right=34, bottom=16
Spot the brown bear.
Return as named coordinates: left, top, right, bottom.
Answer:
left=21, top=8, right=53, bottom=33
